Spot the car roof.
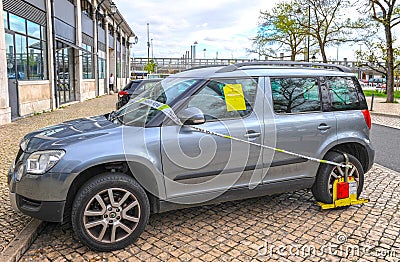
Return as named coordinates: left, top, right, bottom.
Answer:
left=171, top=62, right=355, bottom=79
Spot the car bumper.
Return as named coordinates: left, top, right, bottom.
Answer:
left=9, top=192, right=65, bottom=222
left=8, top=160, right=67, bottom=223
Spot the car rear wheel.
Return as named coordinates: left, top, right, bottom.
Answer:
left=71, top=173, right=150, bottom=251
left=312, top=151, right=364, bottom=204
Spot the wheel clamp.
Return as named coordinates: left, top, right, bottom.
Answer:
left=317, top=153, right=369, bottom=210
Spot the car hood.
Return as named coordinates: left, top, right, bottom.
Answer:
left=23, top=114, right=119, bottom=152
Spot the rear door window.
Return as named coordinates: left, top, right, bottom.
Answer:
left=271, top=77, right=321, bottom=113
left=327, top=77, right=360, bottom=110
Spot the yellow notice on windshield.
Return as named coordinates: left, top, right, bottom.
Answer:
left=223, top=84, right=246, bottom=111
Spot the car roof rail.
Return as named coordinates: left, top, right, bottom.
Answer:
left=216, top=61, right=353, bottom=73
left=182, top=64, right=227, bottom=72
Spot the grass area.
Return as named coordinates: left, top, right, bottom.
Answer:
left=363, top=90, right=400, bottom=99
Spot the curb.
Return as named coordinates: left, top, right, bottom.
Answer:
left=370, top=112, right=400, bottom=119
left=0, top=219, right=45, bottom=262
left=374, top=163, right=400, bottom=176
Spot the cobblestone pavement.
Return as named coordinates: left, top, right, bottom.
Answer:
left=20, top=165, right=400, bottom=261
left=0, top=95, right=116, bottom=252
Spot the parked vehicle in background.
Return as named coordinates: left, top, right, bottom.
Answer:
left=116, top=79, right=161, bottom=109
left=8, top=62, right=374, bottom=251
left=147, top=73, right=170, bottom=79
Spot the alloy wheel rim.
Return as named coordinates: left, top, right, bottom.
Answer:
left=83, top=188, right=141, bottom=243
left=328, top=163, right=360, bottom=198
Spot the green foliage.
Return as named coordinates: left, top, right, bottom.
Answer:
left=251, top=0, right=366, bottom=62
left=250, top=1, right=307, bottom=61
left=357, top=0, right=400, bottom=103
left=144, top=59, right=157, bottom=73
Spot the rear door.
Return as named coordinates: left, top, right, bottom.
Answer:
left=262, top=76, right=338, bottom=184
left=326, top=76, right=370, bottom=144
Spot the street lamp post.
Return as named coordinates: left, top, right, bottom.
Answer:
left=147, top=23, right=150, bottom=74
left=129, top=35, right=138, bottom=80
left=203, top=48, right=206, bottom=59
left=151, top=38, right=154, bottom=59
left=296, top=4, right=310, bottom=62
left=306, top=4, right=310, bottom=62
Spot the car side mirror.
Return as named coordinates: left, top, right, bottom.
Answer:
left=178, top=107, right=205, bottom=125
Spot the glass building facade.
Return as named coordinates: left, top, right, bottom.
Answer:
left=1, top=0, right=135, bottom=124
left=4, top=11, right=48, bottom=81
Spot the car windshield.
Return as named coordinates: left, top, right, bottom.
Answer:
left=112, top=77, right=200, bottom=126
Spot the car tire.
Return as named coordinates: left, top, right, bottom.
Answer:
left=71, top=172, right=150, bottom=251
left=311, top=151, right=364, bottom=204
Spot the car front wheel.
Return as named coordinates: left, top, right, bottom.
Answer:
left=71, top=172, right=150, bottom=251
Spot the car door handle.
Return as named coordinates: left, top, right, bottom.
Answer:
left=244, top=131, right=261, bottom=138
left=318, top=124, right=331, bottom=131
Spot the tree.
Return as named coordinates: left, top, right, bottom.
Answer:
left=250, top=1, right=307, bottom=61
left=144, top=59, right=157, bottom=74
left=297, top=0, right=366, bottom=63
left=367, top=0, right=400, bottom=103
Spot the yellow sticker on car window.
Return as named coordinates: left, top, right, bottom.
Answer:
left=223, top=84, right=246, bottom=111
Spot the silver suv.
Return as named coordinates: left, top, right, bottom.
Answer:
left=8, top=62, right=374, bottom=251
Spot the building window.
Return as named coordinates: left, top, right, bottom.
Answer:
left=81, top=0, right=93, bottom=18
left=108, top=24, right=114, bottom=36
left=122, top=49, right=126, bottom=78
left=4, top=11, right=8, bottom=29
left=5, top=11, right=48, bottom=80
left=82, top=44, right=94, bottom=79
left=98, top=57, right=106, bottom=79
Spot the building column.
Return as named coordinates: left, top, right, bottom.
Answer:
left=45, top=0, right=56, bottom=110
left=0, top=1, right=11, bottom=125
left=92, top=3, right=99, bottom=97
left=104, top=18, right=110, bottom=94
left=112, top=24, right=117, bottom=91
left=75, top=0, right=84, bottom=101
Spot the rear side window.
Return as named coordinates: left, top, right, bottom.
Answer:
left=327, top=77, right=360, bottom=110
left=271, top=77, right=321, bottom=113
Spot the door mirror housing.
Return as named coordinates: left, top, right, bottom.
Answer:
left=178, top=107, right=205, bottom=125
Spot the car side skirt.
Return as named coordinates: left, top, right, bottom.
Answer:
left=156, top=177, right=315, bottom=213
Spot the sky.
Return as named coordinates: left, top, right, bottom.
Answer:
left=116, top=0, right=362, bottom=61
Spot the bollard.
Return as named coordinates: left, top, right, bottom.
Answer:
left=370, top=94, right=374, bottom=111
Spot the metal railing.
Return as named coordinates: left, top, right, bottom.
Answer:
left=130, top=57, right=385, bottom=75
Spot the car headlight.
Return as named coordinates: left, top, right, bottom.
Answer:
left=26, top=150, right=65, bottom=174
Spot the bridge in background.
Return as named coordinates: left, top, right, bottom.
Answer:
left=130, top=57, right=383, bottom=78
